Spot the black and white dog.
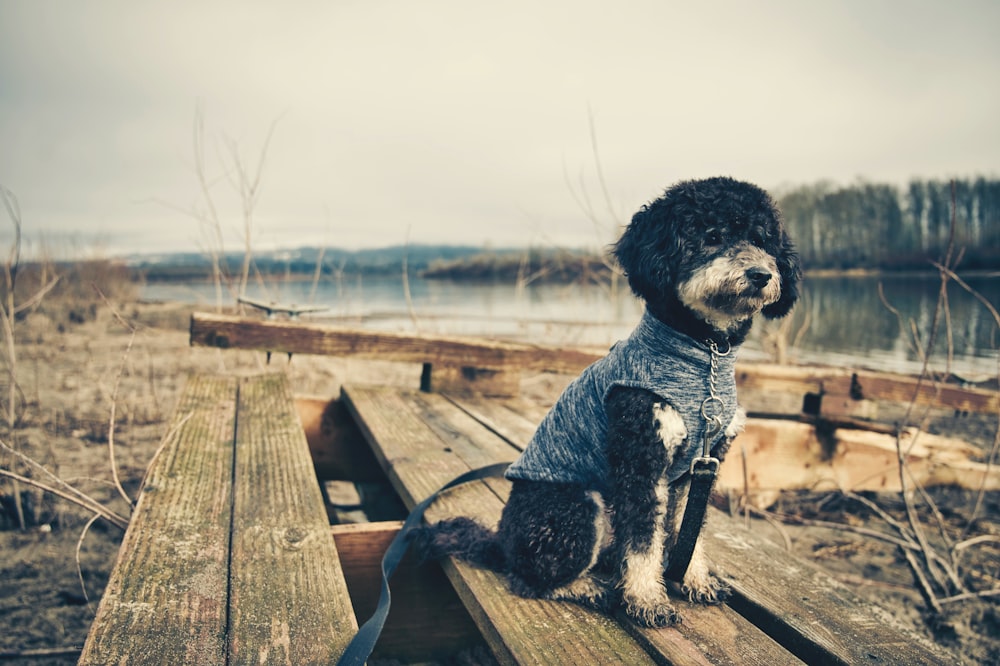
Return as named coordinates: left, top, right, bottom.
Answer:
left=415, top=177, right=800, bottom=627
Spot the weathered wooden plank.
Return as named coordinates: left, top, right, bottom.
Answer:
left=342, top=385, right=472, bottom=508
left=701, top=510, right=952, bottom=665
left=738, top=363, right=999, bottom=415
left=625, top=602, right=804, bottom=666
left=191, top=312, right=604, bottom=374
left=192, top=313, right=997, bottom=412
left=79, top=375, right=238, bottom=665
left=423, top=362, right=523, bottom=396
left=408, top=391, right=520, bottom=476
left=342, top=384, right=661, bottom=666
left=717, top=418, right=1000, bottom=502
left=444, top=393, right=546, bottom=451
left=227, top=374, right=357, bottom=665
left=330, top=521, right=485, bottom=661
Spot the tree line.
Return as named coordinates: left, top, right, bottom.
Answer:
left=776, top=177, right=1000, bottom=270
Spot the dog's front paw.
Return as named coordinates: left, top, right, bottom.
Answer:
left=544, top=574, right=615, bottom=614
left=682, top=572, right=731, bottom=605
left=623, top=595, right=682, bottom=628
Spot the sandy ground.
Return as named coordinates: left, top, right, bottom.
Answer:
left=0, top=300, right=997, bottom=664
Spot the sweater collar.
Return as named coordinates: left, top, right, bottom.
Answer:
left=629, top=309, right=740, bottom=370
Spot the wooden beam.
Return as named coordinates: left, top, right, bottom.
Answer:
left=227, top=374, right=358, bottom=664
left=190, top=311, right=603, bottom=374
left=719, top=418, right=1000, bottom=507
left=192, top=312, right=997, bottom=412
left=738, top=363, right=999, bottom=415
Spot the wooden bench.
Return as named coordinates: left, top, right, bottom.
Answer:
left=79, top=373, right=358, bottom=665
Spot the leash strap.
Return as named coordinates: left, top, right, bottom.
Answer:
left=664, top=338, right=727, bottom=582
left=336, top=462, right=510, bottom=666
left=663, top=456, right=719, bottom=582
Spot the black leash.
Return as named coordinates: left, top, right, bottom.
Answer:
left=663, top=456, right=719, bottom=582
left=336, top=462, right=510, bottom=666
left=665, top=338, right=728, bottom=582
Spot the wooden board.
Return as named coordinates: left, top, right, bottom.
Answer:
left=79, top=375, right=238, bottom=665
left=625, top=602, right=804, bottom=666
left=82, top=374, right=361, bottom=664
left=718, top=418, right=1000, bottom=502
left=444, top=393, right=548, bottom=450
left=191, top=312, right=604, bottom=375
left=227, top=374, right=358, bottom=664
left=701, top=510, right=950, bottom=665
left=737, top=363, right=999, bottom=415
left=192, top=313, right=998, bottom=415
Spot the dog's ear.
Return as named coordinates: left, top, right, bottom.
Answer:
left=612, top=204, right=681, bottom=303
left=762, top=230, right=801, bottom=319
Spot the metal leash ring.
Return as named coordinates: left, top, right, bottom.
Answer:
left=700, top=395, right=725, bottom=424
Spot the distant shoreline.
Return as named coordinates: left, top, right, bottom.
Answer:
left=136, top=262, right=1000, bottom=284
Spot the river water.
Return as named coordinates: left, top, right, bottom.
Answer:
left=142, top=272, right=1000, bottom=380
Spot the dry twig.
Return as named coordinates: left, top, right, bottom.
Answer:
left=0, top=465, right=128, bottom=531
left=76, top=513, right=102, bottom=609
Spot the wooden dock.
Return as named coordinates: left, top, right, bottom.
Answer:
left=77, top=312, right=966, bottom=664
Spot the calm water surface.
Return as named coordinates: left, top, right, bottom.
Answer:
left=143, top=273, right=1000, bottom=379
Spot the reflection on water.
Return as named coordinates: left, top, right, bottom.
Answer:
left=780, top=274, right=999, bottom=378
left=143, top=273, right=999, bottom=378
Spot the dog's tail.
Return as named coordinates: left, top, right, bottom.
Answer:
left=410, top=517, right=507, bottom=572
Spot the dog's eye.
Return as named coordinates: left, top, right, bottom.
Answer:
left=705, top=231, right=722, bottom=246
left=751, top=232, right=766, bottom=247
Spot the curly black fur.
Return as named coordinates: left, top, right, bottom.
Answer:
left=413, top=481, right=605, bottom=598
left=410, top=517, right=506, bottom=571
left=605, top=386, right=671, bottom=556
left=415, top=176, right=801, bottom=627
left=613, top=176, right=800, bottom=345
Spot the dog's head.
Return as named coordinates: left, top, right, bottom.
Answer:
left=613, top=177, right=800, bottom=338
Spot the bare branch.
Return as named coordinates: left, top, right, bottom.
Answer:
left=106, top=329, right=138, bottom=508
left=76, top=513, right=101, bottom=610
left=0, top=467, right=128, bottom=530
left=953, top=534, right=1000, bottom=553
left=11, top=273, right=60, bottom=316
left=938, top=588, right=1000, bottom=605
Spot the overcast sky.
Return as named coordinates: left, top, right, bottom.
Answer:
left=0, top=1, right=998, bottom=257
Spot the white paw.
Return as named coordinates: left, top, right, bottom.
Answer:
left=623, top=591, right=681, bottom=627
left=682, top=569, right=731, bottom=605
left=724, top=406, right=747, bottom=439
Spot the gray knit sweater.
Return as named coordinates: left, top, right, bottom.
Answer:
left=505, top=310, right=739, bottom=492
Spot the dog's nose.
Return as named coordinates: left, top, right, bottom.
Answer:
left=746, top=268, right=772, bottom=289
